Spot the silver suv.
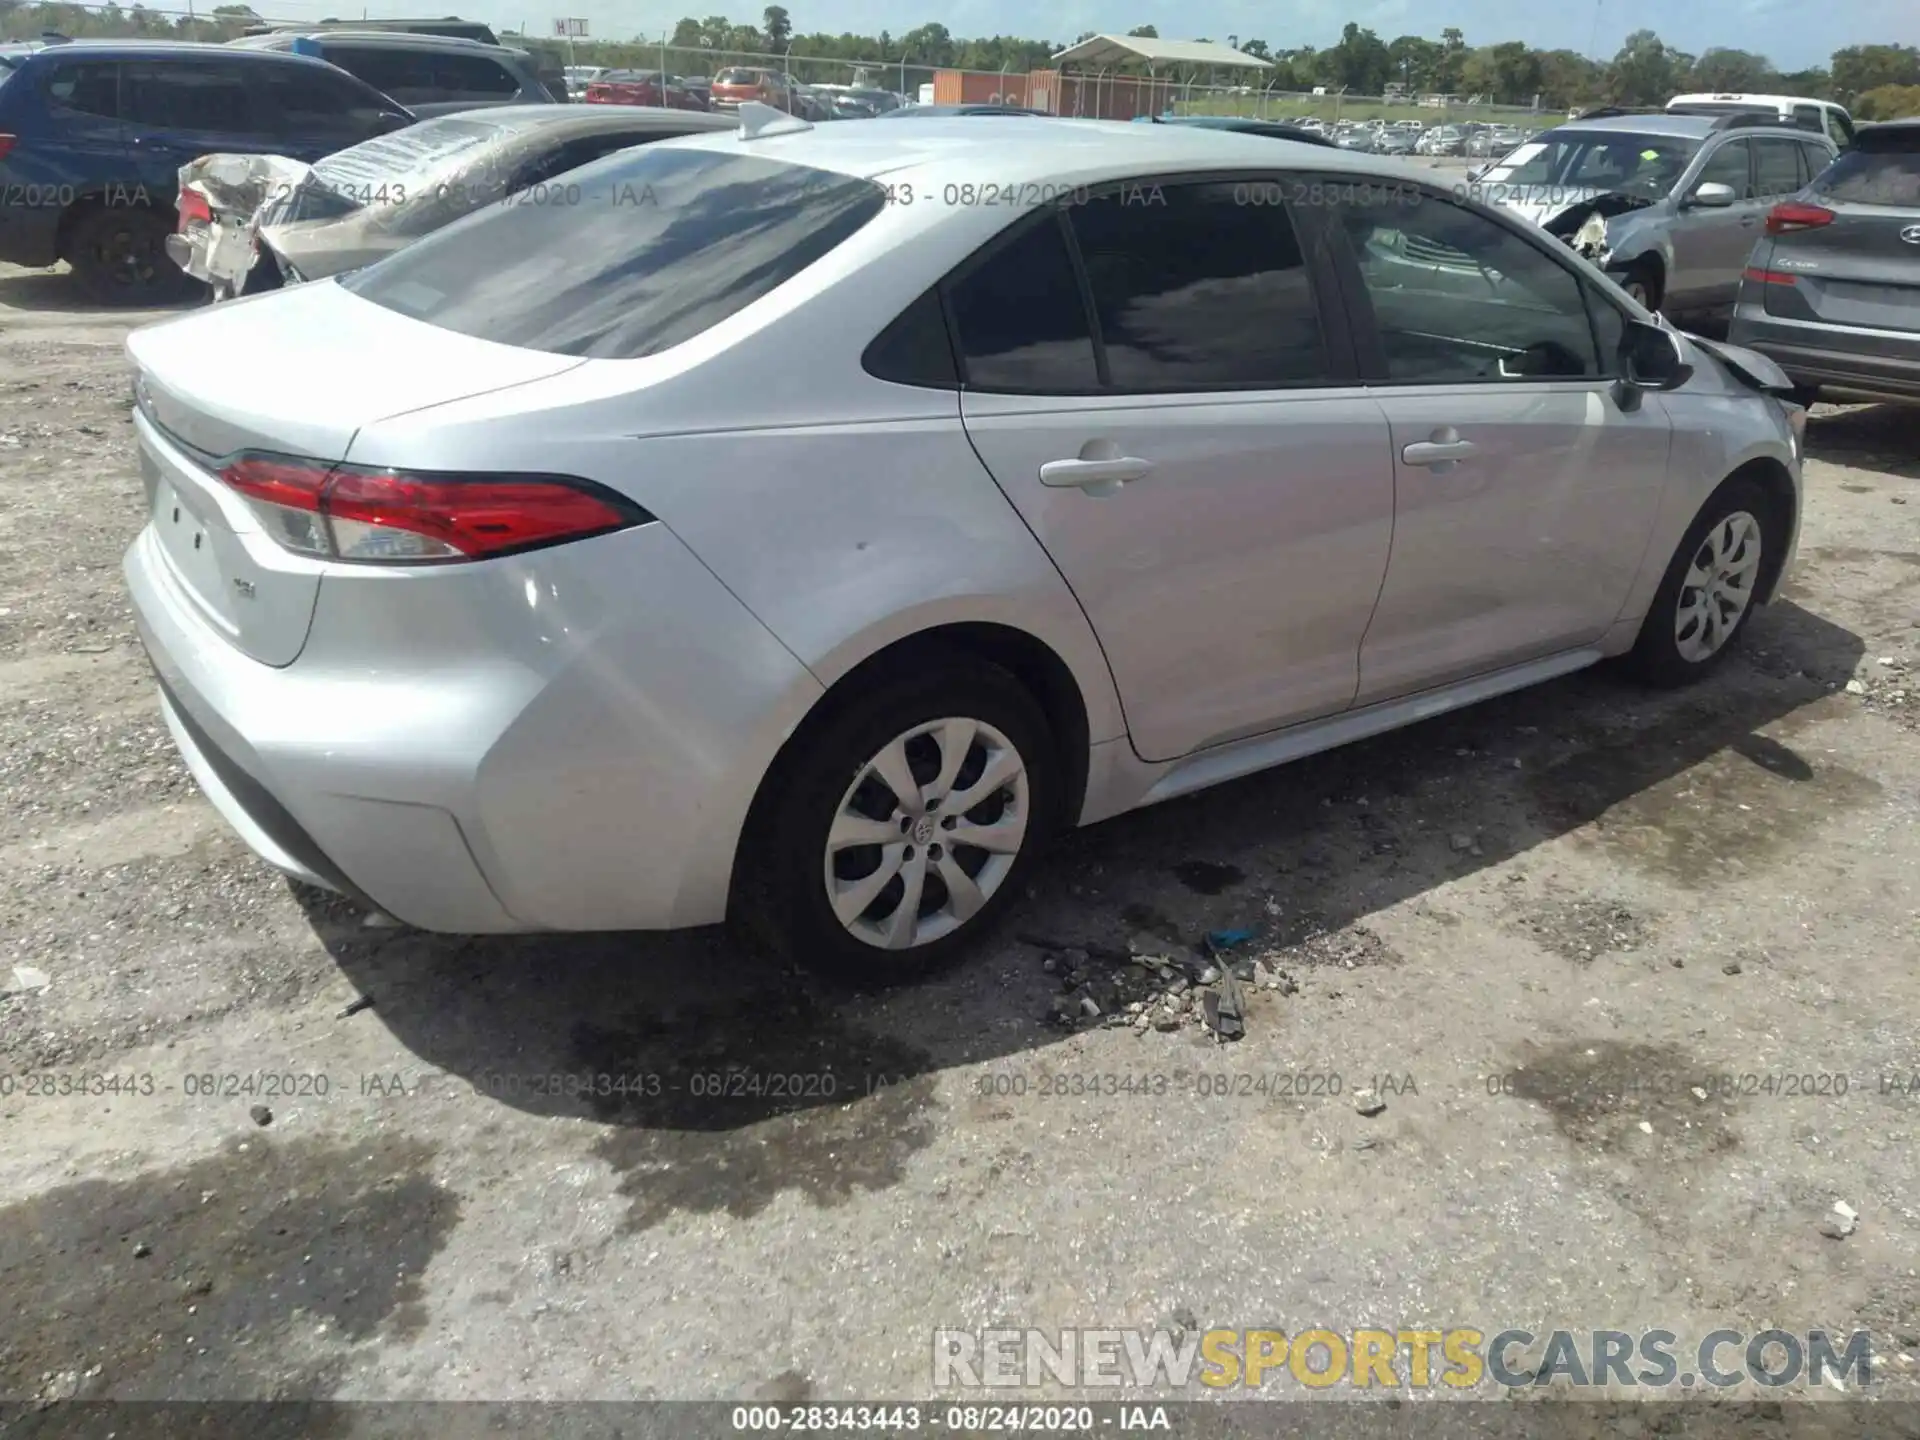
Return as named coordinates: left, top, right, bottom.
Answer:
left=1474, top=111, right=1837, bottom=322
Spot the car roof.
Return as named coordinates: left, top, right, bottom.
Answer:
left=21, top=38, right=372, bottom=67
left=1552, top=114, right=1724, bottom=138
left=430, top=102, right=734, bottom=136
left=1668, top=92, right=1835, bottom=109
left=663, top=114, right=1423, bottom=184
left=232, top=30, right=524, bottom=55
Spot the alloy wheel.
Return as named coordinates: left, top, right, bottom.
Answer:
left=824, top=717, right=1029, bottom=951
left=1674, top=510, right=1763, bottom=663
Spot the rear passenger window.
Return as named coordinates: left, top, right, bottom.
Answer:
left=45, top=62, right=119, bottom=119
left=864, top=288, right=958, bottom=388
left=259, top=65, right=389, bottom=138
left=121, top=63, right=257, bottom=133
left=1065, top=180, right=1327, bottom=389
left=435, top=53, right=518, bottom=97
left=1798, top=142, right=1833, bottom=185
left=946, top=215, right=1098, bottom=392
left=326, top=47, right=429, bottom=99
left=1753, top=138, right=1804, bottom=199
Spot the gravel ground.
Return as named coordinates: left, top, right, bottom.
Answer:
left=2, top=258, right=1918, bottom=1420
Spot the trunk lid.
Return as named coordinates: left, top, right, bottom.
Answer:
left=1763, top=204, right=1920, bottom=331
left=127, top=281, right=587, bottom=666
left=1765, top=130, right=1920, bottom=332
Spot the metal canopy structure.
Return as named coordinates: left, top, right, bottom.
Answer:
left=1049, top=35, right=1272, bottom=70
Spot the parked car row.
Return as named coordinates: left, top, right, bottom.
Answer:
left=119, top=114, right=1817, bottom=980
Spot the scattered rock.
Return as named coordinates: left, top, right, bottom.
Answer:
left=1078, top=995, right=1102, bottom=1019
left=1449, top=833, right=1475, bottom=853
left=1818, top=1201, right=1858, bottom=1240
left=248, top=1104, right=273, bottom=1127
left=1845, top=679, right=1868, bottom=696
left=1722, top=961, right=1743, bottom=976
left=132, top=1241, right=152, bottom=1258
left=1194, top=963, right=1221, bottom=986
left=1152, top=1009, right=1182, bottom=1032
left=3, top=964, right=50, bottom=996
left=1638, top=1120, right=1654, bottom=1135
left=1354, top=1088, right=1386, bottom=1117
left=1203, top=975, right=1247, bottom=1041
left=361, top=909, right=403, bottom=929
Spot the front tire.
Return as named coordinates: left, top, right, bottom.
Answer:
left=1625, top=477, right=1776, bottom=687
left=1619, top=259, right=1663, bottom=313
left=740, top=654, right=1061, bottom=985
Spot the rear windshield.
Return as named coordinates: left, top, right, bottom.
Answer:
left=1812, top=143, right=1920, bottom=206
left=716, top=68, right=766, bottom=83
left=342, top=146, right=885, bottom=358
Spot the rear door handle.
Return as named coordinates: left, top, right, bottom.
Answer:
left=1038, top=456, right=1154, bottom=490
left=1402, top=439, right=1477, bottom=469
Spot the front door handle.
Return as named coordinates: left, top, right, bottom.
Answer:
left=1038, top=456, right=1153, bottom=490
left=1402, top=429, right=1478, bottom=471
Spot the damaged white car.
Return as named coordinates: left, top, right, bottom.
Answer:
left=168, top=104, right=734, bottom=299
left=1467, top=110, right=1837, bottom=325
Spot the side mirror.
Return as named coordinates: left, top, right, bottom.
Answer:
left=1688, top=181, right=1736, bottom=208
left=1619, top=319, right=1694, bottom=392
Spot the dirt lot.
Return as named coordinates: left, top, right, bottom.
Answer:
left=1, top=260, right=1918, bottom=1421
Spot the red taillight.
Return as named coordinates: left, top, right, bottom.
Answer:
left=1743, top=265, right=1798, bottom=285
left=217, top=454, right=651, bottom=563
left=177, top=188, right=212, bottom=230
left=1765, top=202, right=1834, bottom=235
left=0, top=134, right=16, bottom=161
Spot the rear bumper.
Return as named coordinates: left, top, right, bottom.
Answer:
left=125, top=518, right=826, bottom=934
left=1729, top=310, right=1920, bottom=401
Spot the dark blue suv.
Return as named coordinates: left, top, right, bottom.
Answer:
left=0, top=41, right=412, bottom=301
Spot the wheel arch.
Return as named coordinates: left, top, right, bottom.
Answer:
left=727, top=621, right=1095, bottom=922
left=1724, top=454, right=1798, bottom=603
left=56, top=191, right=174, bottom=262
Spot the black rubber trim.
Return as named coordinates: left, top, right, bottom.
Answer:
left=152, top=666, right=376, bottom=908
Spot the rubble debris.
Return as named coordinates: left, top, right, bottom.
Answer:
left=1819, top=1201, right=1858, bottom=1240
left=249, top=1104, right=273, bottom=1127
left=3, top=965, right=50, bottom=996
left=1354, top=1088, right=1387, bottom=1117
left=1203, top=975, right=1246, bottom=1041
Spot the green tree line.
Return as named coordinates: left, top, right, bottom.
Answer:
left=5, top=1, right=1918, bottom=118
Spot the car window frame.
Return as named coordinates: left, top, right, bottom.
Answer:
left=1320, top=181, right=1621, bottom=388
left=935, top=169, right=1360, bottom=399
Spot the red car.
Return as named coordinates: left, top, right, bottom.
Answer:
left=709, top=66, right=790, bottom=111
left=583, top=71, right=707, bottom=111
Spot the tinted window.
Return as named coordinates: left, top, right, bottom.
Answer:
left=1695, top=139, right=1752, bottom=199
left=344, top=148, right=885, bottom=359
left=259, top=64, right=389, bottom=137
left=1482, top=130, right=1697, bottom=203
left=1066, top=181, right=1326, bottom=390
left=945, top=215, right=1097, bottom=392
left=325, top=46, right=430, bottom=99
left=44, top=61, right=118, bottom=119
left=436, top=52, right=518, bottom=97
left=122, top=63, right=257, bottom=133
left=864, top=288, right=958, bottom=388
left=1339, top=198, right=1600, bottom=383
left=1753, top=138, right=1804, bottom=199
left=1811, top=145, right=1920, bottom=206
left=1799, top=142, right=1834, bottom=186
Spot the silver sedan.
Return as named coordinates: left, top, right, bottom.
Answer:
left=124, top=113, right=1806, bottom=981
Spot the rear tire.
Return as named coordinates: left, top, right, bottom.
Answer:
left=66, top=206, right=199, bottom=305
left=739, top=653, right=1061, bottom=986
left=1624, top=477, right=1778, bottom=687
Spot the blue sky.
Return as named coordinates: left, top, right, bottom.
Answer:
left=286, top=0, right=1916, bottom=71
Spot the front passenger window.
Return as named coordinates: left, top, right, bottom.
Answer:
left=1338, top=198, right=1601, bottom=384
left=1693, top=139, right=1753, bottom=200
